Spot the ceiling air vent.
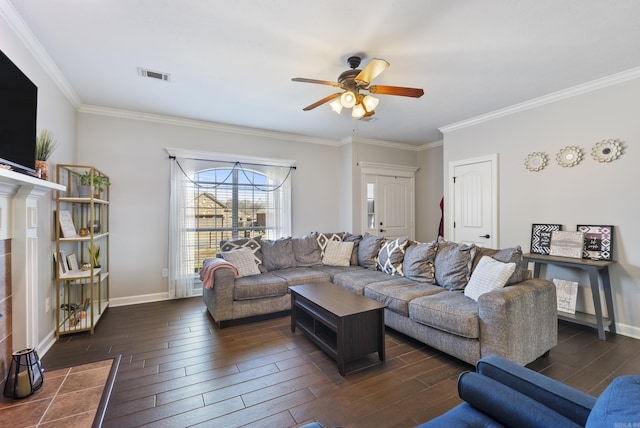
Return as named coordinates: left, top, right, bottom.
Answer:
left=137, top=67, right=171, bottom=82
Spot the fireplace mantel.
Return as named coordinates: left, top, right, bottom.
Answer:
left=0, top=167, right=65, bottom=351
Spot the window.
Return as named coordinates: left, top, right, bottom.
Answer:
left=168, top=151, right=293, bottom=298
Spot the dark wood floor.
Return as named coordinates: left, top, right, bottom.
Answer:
left=41, top=297, right=640, bottom=428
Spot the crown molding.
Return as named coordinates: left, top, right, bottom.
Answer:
left=439, top=67, right=640, bottom=134
left=1, top=0, right=82, bottom=108
left=417, top=140, right=443, bottom=151
left=341, top=136, right=422, bottom=151
left=79, top=105, right=342, bottom=146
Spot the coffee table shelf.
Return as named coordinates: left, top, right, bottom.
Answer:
left=289, top=282, right=386, bottom=376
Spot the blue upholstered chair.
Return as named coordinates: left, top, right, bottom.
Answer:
left=418, top=355, right=640, bottom=427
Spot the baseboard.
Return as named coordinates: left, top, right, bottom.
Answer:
left=613, top=321, right=640, bottom=340
left=38, top=330, right=58, bottom=358
left=109, top=292, right=170, bottom=307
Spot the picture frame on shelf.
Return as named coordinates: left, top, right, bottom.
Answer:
left=67, top=253, right=79, bottom=271
left=549, top=231, right=584, bottom=259
left=57, top=251, right=68, bottom=275
left=58, top=210, right=77, bottom=238
left=553, top=279, right=578, bottom=314
left=577, top=225, right=614, bottom=261
left=530, top=224, right=562, bottom=255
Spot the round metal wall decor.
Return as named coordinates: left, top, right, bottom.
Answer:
left=556, top=146, right=583, bottom=167
left=591, top=139, right=623, bottom=163
left=524, top=152, right=548, bottom=172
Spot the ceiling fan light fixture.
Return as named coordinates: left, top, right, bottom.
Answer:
left=362, top=95, right=379, bottom=111
left=329, top=99, right=343, bottom=114
left=352, top=103, right=366, bottom=118
left=340, top=91, right=357, bottom=108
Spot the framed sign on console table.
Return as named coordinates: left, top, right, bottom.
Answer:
left=577, top=225, right=614, bottom=261
left=530, top=224, right=562, bottom=255
left=550, top=231, right=584, bottom=259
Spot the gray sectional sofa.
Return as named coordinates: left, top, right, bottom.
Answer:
left=201, top=232, right=558, bottom=366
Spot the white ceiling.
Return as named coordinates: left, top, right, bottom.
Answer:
left=9, top=0, right=640, bottom=146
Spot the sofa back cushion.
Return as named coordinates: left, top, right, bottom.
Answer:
left=403, top=240, right=438, bottom=283
left=261, top=237, right=297, bottom=271
left=220, top=236, right=265, bottom=272
left=434, top=240, right=476, bottom=291
left=292, top=233, right=322, bottom=266
left=377, top=237, right=409, bottom=275
left=473, top=245, right=529, bottom=285
left=315, top=232, right=345, bottom=258
left=358, top=233, right=385, bottom=270
left=344, top=233, right=362, bottom=266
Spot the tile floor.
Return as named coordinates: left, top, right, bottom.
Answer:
left=0, top=358, right=115, bottom=427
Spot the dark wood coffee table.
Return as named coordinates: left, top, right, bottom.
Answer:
left=289, top=282, right=386, bottom=375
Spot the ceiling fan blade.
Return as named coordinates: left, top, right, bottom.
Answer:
left=302, top=92, right=342, bottom=111
left=355, top=58, right=390, bottom=85
left=368, top=85, right=424, bottom=98
left=292, top=77, right=342, bottom=88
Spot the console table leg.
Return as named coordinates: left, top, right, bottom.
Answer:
left=601, top=268, right=616, bottom=335
left=587, top=267, right=606, bottom=340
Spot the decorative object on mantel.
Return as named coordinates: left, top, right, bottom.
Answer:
left=35, top=129, right=57, bottom=180
left=577, top=225, right=614, bottom=261
left=530, top=223, right=562, bottom=255
left=549, top=230, right=584, bottom=259
left=591, top=139, right=623, bottom=163
left=524, top=152, right=548, bottom=172
left=556, top=146, right=583, bottom=167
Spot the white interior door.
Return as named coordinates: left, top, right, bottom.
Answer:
left=377, top=175, right=413, bottom=239
left=450, top=155, right=497, bottom=247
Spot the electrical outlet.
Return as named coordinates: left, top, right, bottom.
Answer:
left=161, top=268, right=168, bottom=277
left=45, top=297, right=51, bottom=313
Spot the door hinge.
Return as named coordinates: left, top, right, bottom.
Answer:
left=453, top=222, right=456, bottom=228
left=453, top=176, right=456, bottom=183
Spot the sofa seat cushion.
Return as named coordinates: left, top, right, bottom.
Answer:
left=333, top=269, right=390, bottom=295
left=272, top=267, right=330, bottom=286
left=409, top=292, right=480, bottom=339
left=364, top=279, right=444, bottom=316
left=233, top=273, right=288, bottom=301
left=310, top=265, right=363, bottom=280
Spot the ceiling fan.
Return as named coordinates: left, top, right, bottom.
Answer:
left=292, top=55, right=424, bottom=119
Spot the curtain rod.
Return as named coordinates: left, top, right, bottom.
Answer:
left=168, top=155, right=296, bottom=169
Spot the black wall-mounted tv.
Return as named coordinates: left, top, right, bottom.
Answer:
left=0, top=48, right=37, bottom=175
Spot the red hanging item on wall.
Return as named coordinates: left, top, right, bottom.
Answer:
left=438, top=197, right=444, bottom=238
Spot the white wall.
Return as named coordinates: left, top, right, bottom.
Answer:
left=416, top=143, right=443, bottom=242
left=442, top=76, right=640, bottom=338
left=1, top=10, right=78, bottom=347
left=77, top=111, right=348, bottom=301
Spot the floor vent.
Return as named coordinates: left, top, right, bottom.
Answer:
left=137, top=67, right=171, bottom=81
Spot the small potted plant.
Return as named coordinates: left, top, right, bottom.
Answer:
left=87, top=244, right=101, bottom=268
left=35, top=129, right=57, bottom=180
left=77, top=171, right=111, bottom=198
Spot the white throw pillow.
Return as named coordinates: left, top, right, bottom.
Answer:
left=322, top=240, right=354, bottom=266
left=221, top=248, right=261, bottom=277
left=464, top=256, right=516, bottom=301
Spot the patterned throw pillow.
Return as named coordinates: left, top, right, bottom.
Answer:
left=315, top=232, right=344, bottom=258
left=221, top=248, right=261, bottom=277
left=377, top=237, right=409, bottom=275
left=473, top=245, right=528, bottom=285
left=220, top=236, right=264, bottom=272
left=403, top=240, right=438, bottom=283
left=358, top=233, right=385, bottom=270
left=464, top=256, right=516, bottom=301
left=434, top=240, right=477, bottom=291
left=322, top=240, right=354, bottom=266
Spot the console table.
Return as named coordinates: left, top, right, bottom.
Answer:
left=522, top=253, right=616, bottom=340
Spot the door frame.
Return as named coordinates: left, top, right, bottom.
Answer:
left=447, top=154, right=498, bottom=247
left=358, top=161, right=418, bottom=239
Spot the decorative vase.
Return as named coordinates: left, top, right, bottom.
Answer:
left=35, top=160, right=48, bottom=180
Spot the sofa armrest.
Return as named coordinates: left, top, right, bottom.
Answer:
left=457, top=371, right=583, bottom=428
left=477, top=278, right=558, bottom=365
left=478, top=355, right=596, bottom=426
left=202, top=267, right=236, bottom=323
